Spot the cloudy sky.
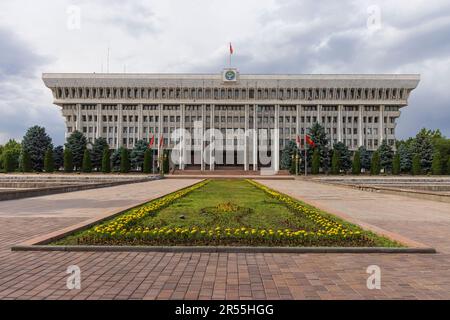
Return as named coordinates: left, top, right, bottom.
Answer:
left=0, top=0, right=449, bottom=145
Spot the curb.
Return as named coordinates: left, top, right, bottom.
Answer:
left=10, top=244, right=436, bottom=254
left=0, top=176, right=161, bottom=201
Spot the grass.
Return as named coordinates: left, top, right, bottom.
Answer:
left=139, top=179, right=319, bottom=231
left=53, top=179, right=402, bottom=247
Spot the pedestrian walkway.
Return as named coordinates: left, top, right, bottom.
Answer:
left=0, top=178, right=449, bottom=299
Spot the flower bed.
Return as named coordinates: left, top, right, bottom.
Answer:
left=55, top=179, right=400, bottom=247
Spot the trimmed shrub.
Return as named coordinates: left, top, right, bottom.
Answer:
left=370, top=151, right=381, bottom=175
left=311, top=149, right=320, bottom=174
left=431, top=151, right=442, bottom=175
left=3, top=151, right=15, bottom=173
left=163, top=150, right=170, bottom=174
left=352, top=151, right=361, bottom=175
left=82, top=149, right=92, bottom=173
left=64, top=148, right=73, bottom=173
left=143, top=149, right=152, bottom=174
left=412, top=154, right=421, bottom=175
left=101, top=148, right=111, bottom=173
left=331, top=150, right=340, bottom=175
left=21, top=150, right=32, bottom=172
left=120, top=148, right=130, bottom=173
left=392, top=153, right=400, bottom=175
left=448, top=157, right=450, bottom=176
left=44, top=148, right=54, bottom=173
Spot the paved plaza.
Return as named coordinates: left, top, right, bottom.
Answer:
left=0, top=178, right=449, bottom=299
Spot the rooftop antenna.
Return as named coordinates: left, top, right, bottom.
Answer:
left=106, top=46, right=110, bottom=73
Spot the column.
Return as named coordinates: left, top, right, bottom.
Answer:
left=244, top=104, right=249, bottom=171
left=117, top=104, right=122, bottom=149
left=200, top=104, right=205, bottom=171
left=210, top=104, right=215, bottom=171
left=274, top=104, right=280, bottom=172
left=76, top=104, right=82, bottom=131
left=253, top=105, right=258, bottom=171
left=317, top=104, right=322, bottom=123
left=379, top=104, right=384, bottom=144
left=179, top=104, right=185, bottom=170
left=296, top=104, right=300, bottom=138
left=96, top=104, right=102, bottom=139
left=337, top=105, right=343, bottom=142
left=158, top=104, right=163, bottom=156
left=138, top=104, right=143, bottom=141
left=358, top=105, right=363, bottom=147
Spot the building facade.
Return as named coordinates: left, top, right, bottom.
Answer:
left=43, top=69, right=420, bottom=171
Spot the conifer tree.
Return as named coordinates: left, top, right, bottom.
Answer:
left=44, top=148, right=54, bottom=173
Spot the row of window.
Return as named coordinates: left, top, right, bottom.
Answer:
left=67, top=114, right=398, bottom=125
left=70, top=124, right=396, bottom=138
left=56, top=86, right=409, bottom=101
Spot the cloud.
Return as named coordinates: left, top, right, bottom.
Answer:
left=0, top=27, right=64, bottom=145
left=0, top=0, right=449, bottom=144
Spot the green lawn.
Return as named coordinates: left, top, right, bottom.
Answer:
left=139, top=179, right=318, bottom=231
left=54, top=179, right=401, bottom=247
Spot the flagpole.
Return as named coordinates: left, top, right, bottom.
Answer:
left=304, top=134, right=307, bottom=177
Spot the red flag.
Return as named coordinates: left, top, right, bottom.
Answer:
left=229, top=43, right=234, bottom=55
left=148, top=135, right=155, bottom=148
left=159, top=134, right=164, bottom=148
left=305, top=135, right=315, bottom=147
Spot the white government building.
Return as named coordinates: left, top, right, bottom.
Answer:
left=43, top=69, right=420, bottom=171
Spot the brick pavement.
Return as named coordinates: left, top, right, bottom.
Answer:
left=0, top=178, right=449, bottom=299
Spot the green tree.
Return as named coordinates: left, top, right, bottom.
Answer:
left=91, top=138, right=108, bottom=171
left=112, top=147, right=127, bottom=171
left=448, top=157, right=450, bottom=176
left=332, top=142, right=351, bottom=172
left=101, top=148, right=111, bottom=173
left=331, top=149, right=340, bottom=174
left=392, top=153, right=400, bottom=175
left=358, top=146, right=371, bottom=172
left=65, top=131, right=87, bottom=170
left=53, top=146, right=64, bottom=171
left=64, top=148, right=73, bottom=173
left=431, top=151, right=442, bottom=175
left=1, top=139, right=21, bottom=172
left=352, top=150, right=361, bottom=175
left=370, top=151, right=381, bottom=175
left=431, top=135, right=450, bottom=174
left=130, top=139, right=148, bottom=171
left=411, top=129, right=434, bottom=173
left=20, top=150, right=32, bottom=172
left=307, top=123, right=329, bottom=171
left=280, top=140, right=298, bottom=171
left=44, top=148, right=54, bottom=173
left=163, top=150, right=170, bottom=174
left=397, top=143, right=412, bottom=173
left=21, top=126, right=53, bottom=171
left=3, top=151, right=15, bottom=173
left=378, top=140, right=394, bottom=173
left=143, top=149, right=153, bottom=174
left=82, top=149, right=92, bottom=173
left=311, top=148, right=320, bottom=174
left=412, top=154, right=422, bottom=175
left=120, top=148, right=130, bottom=173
